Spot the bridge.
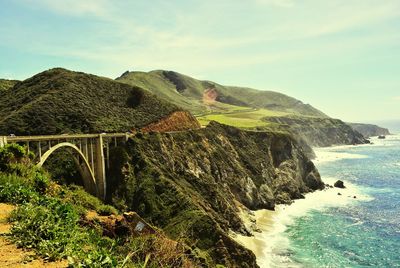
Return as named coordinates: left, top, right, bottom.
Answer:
left=0, top=133, right=131, bottom=200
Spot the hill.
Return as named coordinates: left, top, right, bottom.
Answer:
left=116, top=70, right=373, bottom=147
left=117, top=70, right=327, bottom=117
left=263, top=116, right=367, bottom=146
left=0, top=68, right=199, bottom=135
left=0, top=79, right=19, bottom=92
left=347, top=123, right=391, bottom=138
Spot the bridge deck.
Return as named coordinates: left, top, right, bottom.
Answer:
left=6, top=133, right=129, bottom=142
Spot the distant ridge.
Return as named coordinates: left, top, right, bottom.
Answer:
left=348, top=123, right=391, bottom=138
left=117, top=70, right=327, bottom=117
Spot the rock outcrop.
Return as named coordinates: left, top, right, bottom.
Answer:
left=109, top=122, right=324, bottom=267
left=140, top=111, right=201, bottom=133
left=334, top=180, right=345, bottom=188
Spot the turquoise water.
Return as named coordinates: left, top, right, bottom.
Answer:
left=282, top=135, right=400, bottom=267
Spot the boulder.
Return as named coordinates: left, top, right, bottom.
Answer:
left=334, top=180, right=345, bottom=189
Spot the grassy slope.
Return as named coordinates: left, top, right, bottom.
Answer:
left=0, top=68, right=181, bottom=135
left=197, top=108, right=289, bottom=128
left=116, top=70, right=327, bottom=119
left=116, top=70, right=332, bottom=133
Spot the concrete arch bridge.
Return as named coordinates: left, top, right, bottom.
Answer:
left=1, top=133, right=130, bottom=200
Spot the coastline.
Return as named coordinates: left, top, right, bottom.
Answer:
left=234, top=145, right=373, bottom=267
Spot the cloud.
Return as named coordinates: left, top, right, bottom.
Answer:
left=7, top=0, right=400, bottom=80
left=19, top=0, right=112, bottom=18
left=255, top=0, right=294, bottom=7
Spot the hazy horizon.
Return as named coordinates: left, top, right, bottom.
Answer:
left=1, top=0, right=399, bottom=123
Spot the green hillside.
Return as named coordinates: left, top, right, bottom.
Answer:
left=116, top=70, right=373, bottom=147
left=116, top=70, right=327, bottom=117
left=0, top=68, right=181, bottom=135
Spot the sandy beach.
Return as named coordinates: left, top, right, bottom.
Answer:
left=234, top=209, right=276, bottom=258
left=233, top=147, right=374, bottom=267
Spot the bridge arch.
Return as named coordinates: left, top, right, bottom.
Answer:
left=37, top=142, right=98, bottom=196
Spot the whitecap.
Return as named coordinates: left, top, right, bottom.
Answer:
left=254, top=178, right=372, bottom=268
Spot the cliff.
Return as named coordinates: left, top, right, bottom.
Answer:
left=262, top=116, right=369, bottom=147
left=109, top=122, right=324, bottom=267
left=347, top=123, right=390, bottom=138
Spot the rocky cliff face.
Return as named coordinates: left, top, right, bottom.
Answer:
left=110, top=122, right=324, bottom=267
left=347, top=123, right=390, bottom=138
left=140, top=111, right=201, bottom=133
left=263, top=116, right=369, bottom=147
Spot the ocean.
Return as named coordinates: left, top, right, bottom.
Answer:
left=257, top=134, right=400, bottom=268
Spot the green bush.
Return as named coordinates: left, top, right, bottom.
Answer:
left=97, top=205, right=117, bottom=216
left=60, top=185, right=102, bottom=211
left=0, top=143, right=27, bottom=171
left=0, top=173, right=39, bottom=204
left=33, top=170, right=50, bottom=194
left=9, top=198, right=118, bottom=266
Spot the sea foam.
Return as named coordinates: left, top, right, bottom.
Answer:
left=255, top=146, right=373, bottom=268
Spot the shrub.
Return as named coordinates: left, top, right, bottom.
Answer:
left=0, top=143, right=32, bottom=172
left=33, top=170, right=50, bottom=194
left=60, top=185, right=103, bottom=211
left=0, top=173, right=39, bottom=204
left=8, top=198, right=118, bottom=266
left=97, top=205, right=117, bottom=216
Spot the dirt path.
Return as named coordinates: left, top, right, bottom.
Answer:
left=0, top=203, right=68, bottom=267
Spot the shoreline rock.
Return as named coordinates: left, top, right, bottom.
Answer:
left=334, top=180, right=345, bottom=189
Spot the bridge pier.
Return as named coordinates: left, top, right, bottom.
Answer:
left=0, top=136, right=7, bottom=147
left=95, top=134, right=106, bottom=200
left=2, top=133, right=130, bottom=200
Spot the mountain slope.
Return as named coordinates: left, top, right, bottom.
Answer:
left=116, top=70, right=374, bottom=147
left=0, top=68, right=199, bottom=135
left=0, top=79, right=19, bottom=92
left=117, top=70, right=327, bottom=117
left=111, top=122, right=324, bottom=267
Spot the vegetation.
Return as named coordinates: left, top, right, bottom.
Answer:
left=0, top=144, right=198, bottom=267
left=116, top=69, right=370, bottom=147
left=0, top=78, right=18, bottom=92
left=110, top=122, right=323, bottom=267
left=197, top=108, right=288, bottom=128
left=0, top=68, right=181, bottom=135
left=116, top=70, right=327, bottom=117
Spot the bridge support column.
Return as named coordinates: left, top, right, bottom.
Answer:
left=0, top=136, right=7, bottom=147
left=95, top=134, right=106, bottom=200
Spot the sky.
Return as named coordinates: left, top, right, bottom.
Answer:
left=0, top=0, right=399, bottom=123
